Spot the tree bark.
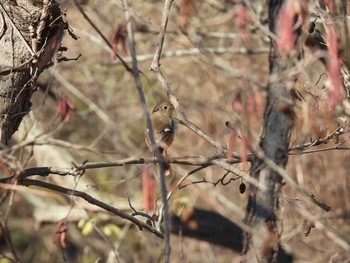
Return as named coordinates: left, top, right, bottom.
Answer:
left=0, top=0, right=66, bottom=145
left=242, top=0, right=297, bottom=262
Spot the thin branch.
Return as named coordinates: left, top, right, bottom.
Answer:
left=52, top=70, right=112, bottom=125
left=211, top=159, right=265, bottom=190
left=0, top=155, right=245, bottom=183
left=0, top=151, right=337, bottom=212
left=256, top=148, right=331, bottom=212
left=102, top=47, right=269, bottom=65
left=198, top=48, right=262, bottom=85
left=19, top=178, right=164, bottom=238
left=72, top=0, right=132, bottom=73
left=289, top=146, right=350, bottom=155
left=178, top=171, right=239, bottom=189
left=0, top=57, right=35, bottom=75
left=147, top=1, right=177, bottom=260
left=170, top=154, right=245, bottom=165
left=36, top=138, right=114, bottom=155
left=150, top=1, right=224, bottom=152
left=138, top=29, right=268, bottom=40
left=0, top=217, right=20, bottom=262
left=122, top=0, right=171, bottom=260
left=128, top=197, right=155, bottom=223
left=245, top=1, right=278, bottom=41
left=285, top=198, right=350, bottom=251
left=289, top=126, right=346, bottom=151
left=176, top=117, right=225, bottom=150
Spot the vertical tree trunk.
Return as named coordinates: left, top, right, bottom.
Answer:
left=242, top=0, right=297, bottom=262
left=0, top=0, right=65, bottom=145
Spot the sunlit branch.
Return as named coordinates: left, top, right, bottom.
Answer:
left=102, top=47, right=269, bottom=65
left=19, top=178, right=164, bottom=238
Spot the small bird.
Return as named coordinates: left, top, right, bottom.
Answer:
left=145, top=101, right=175, bottom=176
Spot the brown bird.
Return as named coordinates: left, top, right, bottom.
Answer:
left=145, top=101, right=175, bottom=176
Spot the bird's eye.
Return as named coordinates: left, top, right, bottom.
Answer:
left=163, top=105, right=168, bottom=110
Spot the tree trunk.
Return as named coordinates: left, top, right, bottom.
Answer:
left=242, top=0, right=297, bottom=262
left=0, top=0, right=65, bottom=145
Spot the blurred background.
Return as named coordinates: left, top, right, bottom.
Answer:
left=1, top=0, right=350, bottom=262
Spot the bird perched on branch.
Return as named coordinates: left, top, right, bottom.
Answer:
left=145, top=101, right=175, bottom=176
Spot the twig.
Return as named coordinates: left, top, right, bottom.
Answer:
left=122, top=0, right=172, bottom=260
left=73, top=0, right=132, bottom=73
left=285, top=198, right=350, bottom=251
left=198, top=47, right=261, bottom=85
left=138, top=29, right=267, bottom=40
left=245, top=1, right=278, bottom=41
left=175, top=154, right=244, bottom=188
left=128, top=197, right=155, bottom=223
left=0, top=146, right=339, bottom=212
left=176, top=117, right=225, bottom=150
left=0, top=155, right=246, bottom=183
left=289, top=146, right=350, bottom=155
left=0, top=217, right=20, bottom=262
left=170, top=154, right=244, bottom=165
left=289, top=126, right=345, bottom=151
left=211, top=159, right=265, bottom=190
left=52, top=70, right=111, bottom=125
left=185, top=164, right=211, bottom=176
left=150, top=2, right=224, bottom=152
left=102, top=47, right=269, bottom=65
left=19, top=178, right=163, bottom=238
left=36, top=137, right=115, bottom=155
left=256, top=148, right=331, bottom=212
left=148, top=1, right=177, bottom=260
left=178, top=171, right=239, bottom=189
left=0, top=57, right=35, bottom=75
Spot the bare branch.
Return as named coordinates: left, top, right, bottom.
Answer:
left=256, top=148, right=331, bottom=212
left=289, top=146, right=350, bottom=155
left=122, top=0, right=171, bottom=260
left=128, top=197, right=155, bottom=223
left=149, top=0, right=225, bottom=152
left=178, top=171, right=239, bottom=189
left=72, top=0, right=132, bottom=73
left=285, top=198, right=350, bottom=251
left=103, top=47, right=269, bottom=65
left=289, top=126, right=345, bottom=151
left=0, top=154, right=247, bottom=184
left=0, top=217, right=20, bottom=262
left=18, top=178, right=164, bottom=238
